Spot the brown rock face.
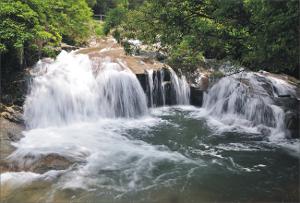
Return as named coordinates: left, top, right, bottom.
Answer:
left=76, top=36, right=165, bottom=74
left=199, top=74, right=209, bottom=91
left=0, top=105, right=24, bottom=124
left=22, top=154, right=74, bottom=173
left=1, top=153, right=76, bottom=174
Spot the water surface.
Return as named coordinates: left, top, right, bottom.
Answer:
left=2, top=106, right=299, bottom=203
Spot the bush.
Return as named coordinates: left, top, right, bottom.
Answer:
left=168, top=36, right=205, bottom=73
left=1, top=0, right=93, bottom=75
left=103, top=7, right=127, bottom=35
left=93, top=21, right=105, bottom=36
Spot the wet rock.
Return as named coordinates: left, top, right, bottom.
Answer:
left=0, top=105, right=24, bottom=124
left=0, top=117, right=77, bottom=173
left=61, top=43, right=78, bottom=51
left=285, top=111, right=299, bottom=138
left=28, top=154, right=75, bottom=173
left=0, top=117, right=25, bottom=173
left=161, top=67, right=171, bottom=81
left=1, top=154, right=76, bottom=174
left=136, top=73, right=147, bottom=92
left=0, top=117, right=24, bottom=161
left=199, top=75, right=209, bottom=91
left=253, top=74, right=275, bottom=96
left=186, top=68, right=210, bottom=91
left=274, top=97, right=299, bottom=138
left=190, top=87, right=203, bottom=107
left=275, top=97, right=299, bottom=111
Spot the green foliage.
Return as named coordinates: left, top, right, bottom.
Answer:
left=92, top=0, right=119, bottom=15
left=93, top=21, right=105, bottom=36
left=114, top=0, right=299, bottom=76
left=92, top=0, right=143, bottom=14
left=242, top=0, right=299, bottom=74
left=169, top=36, right=205, bottom=72
left=54, top=0, right=93, bottom=45
left=86, top=0, right=97, bottom=8
left=210, top=70, right=225, bottom=79
left=103, top=7, right=127, bottom=35
left=1, top=0, right=93, bottom=74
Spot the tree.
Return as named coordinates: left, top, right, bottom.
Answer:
left=243, top=0, right=299, bottom=75
left=0, top=0, right=93, bottom=76
left=110, top=0, right=299, bottom=76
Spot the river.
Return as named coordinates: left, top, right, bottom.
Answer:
left=1, top=51, right=299, bottom=203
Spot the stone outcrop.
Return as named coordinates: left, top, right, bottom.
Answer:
left=0, top=117, right=24, bottom=173
left=0, top=153, right=76, bottom=174
left=275, top=97, right=300, bottom=138
left=0, top=104, right=24, bottom=124
left=77, top=37, right=164, bottom=74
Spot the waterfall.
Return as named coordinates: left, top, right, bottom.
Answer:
left=145, top=69, right=166, bottom=107
left=146, top=69, right=154, bottom=107
left=202, top=72, right=296, bottom=138
left=145, top=68, right=190, bottom=107
left=24, top=51, right=148, bottom=128
left=169, top=69, right=190, bottom=105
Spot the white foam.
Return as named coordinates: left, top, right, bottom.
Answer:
left=24, top=51, right=148, bottom=128
left=8, top=117, right=192, bottom=191
left=0, top=170, right=64, bottom=188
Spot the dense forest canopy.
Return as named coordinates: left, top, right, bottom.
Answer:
left=0, top=0, right=93, bottom=74
left=0, top=0, right=299, bottom=78
left=106, top=0, right=299, bottom=76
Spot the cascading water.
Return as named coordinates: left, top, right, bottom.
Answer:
left=201, top=71, right=296, bottom=140
left=2, top=51, right=194, bottom=202
left=146, top=69, right=154, bottom=107
left=145, top=68, right=190, bottom=107
left=24, top=51, right=148, bottom=128
left=1, top=50, right=299, bottom=203
left=169, top=69, right=190, bottom=105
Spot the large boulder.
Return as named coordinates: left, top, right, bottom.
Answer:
left=0, top=117, right=24, bottom=163
left=1, top=153, right=77, bottom=174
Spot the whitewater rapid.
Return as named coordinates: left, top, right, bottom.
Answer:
left=2, top=51, right=194, bottom=195
left=1, top=51, right=299, bottom=202
left=189, top=71, right=300, bottom=155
